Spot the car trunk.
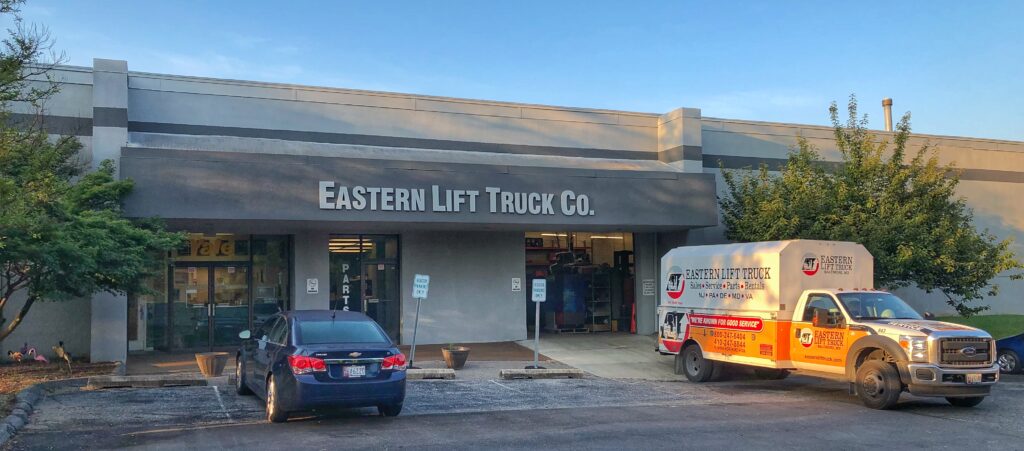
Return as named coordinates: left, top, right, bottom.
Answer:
left=303, top=343, right=395, bottom=382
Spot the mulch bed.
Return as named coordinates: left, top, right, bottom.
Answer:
left=0, top=361, right=116, bottom=416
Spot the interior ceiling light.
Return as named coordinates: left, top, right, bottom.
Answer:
left=540, top=233, right=568, bottom=237
left=591, top=236, right=624, bottom=239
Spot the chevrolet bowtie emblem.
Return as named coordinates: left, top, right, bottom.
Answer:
left=349, top=352, right=362, bottom=358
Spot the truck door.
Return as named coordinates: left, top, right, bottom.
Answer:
left=790, top=293, right=850, bottom=374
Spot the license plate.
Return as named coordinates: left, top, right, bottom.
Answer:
left=343, top=365, right=366, bottom=378
left=966, top=373, right=982, bottom=384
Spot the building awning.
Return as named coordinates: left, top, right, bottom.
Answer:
left=120, top=146, right=718, bottom=232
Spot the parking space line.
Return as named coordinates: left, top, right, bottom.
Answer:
left=488, top=379, right=524, bottom=393
left=212, top=386, right=232, bottom=422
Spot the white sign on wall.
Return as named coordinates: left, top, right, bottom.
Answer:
left=306, top=278, right=319, bottom=294
left=512, top=277, right=522, bottom=292
left=413, top=274, right=430, bottom=299
left=642, top=279, right=656, bottom=297
left=532, top=279, right=547, bottom=303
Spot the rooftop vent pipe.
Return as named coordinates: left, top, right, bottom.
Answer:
left=882, top=98, right=893, bottom=132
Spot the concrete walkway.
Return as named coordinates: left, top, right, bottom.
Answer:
left=521, top=333, right=684, bottom=381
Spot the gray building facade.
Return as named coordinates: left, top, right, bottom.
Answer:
left=4, top=58, right=1022, bottom=363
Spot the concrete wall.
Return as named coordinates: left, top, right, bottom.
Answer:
left=399, top=231, right=526, bottom=345
left=292, top=232, right=329, bottom=310
left=127, top=72, right=658, bottom=157
left=1, top=291, right=92, bottom=360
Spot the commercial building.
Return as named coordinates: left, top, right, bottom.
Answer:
left=5, top=59, right=1023, bottom=363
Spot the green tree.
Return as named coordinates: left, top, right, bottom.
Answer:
left=0, top=0, right=183, bottom=341
left=720, top=95, right=1022, bottom=316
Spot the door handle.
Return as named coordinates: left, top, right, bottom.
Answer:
left=795, top=329, right=801, bottom=338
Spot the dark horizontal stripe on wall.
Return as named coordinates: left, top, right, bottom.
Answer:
left=6, top=113, right=92, bottom=136
left=93, top=107, right=128, bottom=128
left=128, top=121, right=658, bottom=161
left=658, top=145, right=703, bottom=163
left=704, top=154, right=1024, bottom=184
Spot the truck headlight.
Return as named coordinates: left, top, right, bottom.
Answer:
left=900, top=336, right=928, bottom=362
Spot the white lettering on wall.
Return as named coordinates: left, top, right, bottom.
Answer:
left=318, top=183, right=596, bottom=217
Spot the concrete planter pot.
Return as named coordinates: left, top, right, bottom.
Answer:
left=441, top=346, right=470, bottom=370
left=195, top=352, right=230, bottom=378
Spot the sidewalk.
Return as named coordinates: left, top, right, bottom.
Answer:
left=127, top=342, right=548, bottom=376
left=127, top=351, right=235, bottom=376
left=524, top=333, right=684, bottom=381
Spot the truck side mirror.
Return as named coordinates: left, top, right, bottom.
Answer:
left=923, top=312, right=935, bottom=320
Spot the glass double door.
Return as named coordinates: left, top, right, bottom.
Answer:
left=171, top=263, right=250, bottom=349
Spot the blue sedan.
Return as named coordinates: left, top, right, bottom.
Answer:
left=997, top=332, right=1024, bottom=374
left=235, top=310, right=407, bottom=423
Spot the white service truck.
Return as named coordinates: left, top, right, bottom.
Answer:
left=657, top=240, right=1000, bottom=409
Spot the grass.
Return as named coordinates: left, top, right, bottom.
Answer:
left=0, top=360, right=116, bottom=416
left=936, top=314, right=1024, bottom=340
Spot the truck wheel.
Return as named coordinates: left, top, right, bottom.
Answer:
left=680, top=344, right=716, bottom=382
left=753, top=368, right=790, bottom=380
left=997, top=349, right=1020, bottom=374
left=855, top=360, right=902, bottom=410
left=946, top=396, right=985, bottom=407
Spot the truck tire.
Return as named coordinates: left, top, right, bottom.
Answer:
left=680, top=344, right=716, bottom=382
left=946, top=396, right=985, bottom=407
left=855, top=360, right=902, bottom=410
left=997, top=349, right=1021, bottom=374
left=753, top=368, right=790, bottom=380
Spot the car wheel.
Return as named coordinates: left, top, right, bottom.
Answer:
left=680, top=344, right=717, bottom=383
left=946, top=396, right=985, bottom=407
left=856, top=360, right=902, bottom=410
left=378, top=403, right=403, bottom=417
left=753, top=368, right=791, bottom=380
left=235, top=356, right=252, bottom=396
left=266, top=375, right=289, bottom=423
left=997, top=349, right=1021, bottom=374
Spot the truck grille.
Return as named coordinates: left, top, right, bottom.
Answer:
left=939, top=337, right=992, bottom=366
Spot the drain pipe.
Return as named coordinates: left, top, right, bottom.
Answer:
left=882, top=98, right=893, bottom=132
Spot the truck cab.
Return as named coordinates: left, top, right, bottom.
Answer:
left=789, top=289, right=999, bottom=408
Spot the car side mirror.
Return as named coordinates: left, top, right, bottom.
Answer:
left=238, top=330, right=251, bottom=340
left=923, top=312, right=935, bottom=320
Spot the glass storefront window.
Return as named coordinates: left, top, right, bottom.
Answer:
left=130, top=233, right=292, bottom=351
left=252, top=235, right=291, bottom=329
left=129, top=260, right=169, bottom=351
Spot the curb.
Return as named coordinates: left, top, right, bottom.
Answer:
left=0, top=378, right=85, bottom=448
left=0, top=384, right=42, bottom=446
left=498, top=368, right=586, bottom=380
left=86, top=374, right=234, bottom=389
left=407, top=368, right=456, bottom=380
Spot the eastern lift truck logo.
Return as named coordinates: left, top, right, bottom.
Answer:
left=801, top=253, right=854, bottom=277
left=801, top=254, right=820, bottom=276
left=666, top=265, right=685, bottom=299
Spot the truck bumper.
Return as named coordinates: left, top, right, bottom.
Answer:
left=905, top=363, right=999, bottom=397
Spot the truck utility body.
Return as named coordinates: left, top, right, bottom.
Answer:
left=657, top=240, right=1000, bottom=409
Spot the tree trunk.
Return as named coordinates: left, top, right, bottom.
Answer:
left=0, top=295, right=35, bottom=341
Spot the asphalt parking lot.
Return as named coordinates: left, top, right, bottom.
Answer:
left=5, top=373, right=1024, bottom=450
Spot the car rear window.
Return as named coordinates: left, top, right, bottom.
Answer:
left=295, top=320, right=389, bottom=345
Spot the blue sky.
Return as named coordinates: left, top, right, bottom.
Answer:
left=11, top=1, right=1024, bottom=140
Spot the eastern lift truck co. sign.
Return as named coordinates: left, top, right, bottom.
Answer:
left=318, top=182, right=596, bottom=216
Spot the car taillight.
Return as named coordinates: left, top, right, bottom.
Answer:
left=288, top=355, right=327, bottom=375
left=381, top=353, right=407, bottom=371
